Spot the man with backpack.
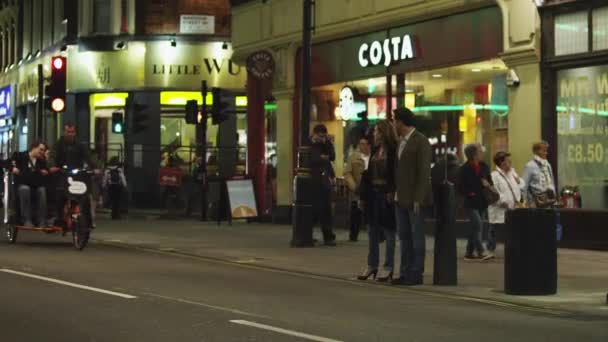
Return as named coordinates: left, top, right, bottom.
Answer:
left=103, top=157, right=127, bottom=220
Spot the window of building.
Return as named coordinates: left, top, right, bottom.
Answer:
left=555, top=11, right=589, bottom=56
left=93, top=0, right=112, bottom=34
left=593, top=7, right=608, bottom=51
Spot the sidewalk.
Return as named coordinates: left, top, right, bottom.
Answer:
left=91, top=215, right=608, bottom=317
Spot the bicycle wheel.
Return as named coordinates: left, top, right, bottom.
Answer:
left=6, top=224, right=17, bottom=244
left=72, top=217, right=90, bottom=250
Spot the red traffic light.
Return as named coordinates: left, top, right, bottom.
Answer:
left=52, top=57, right=65, bottom=70
left=51, top=98, right=65, bottom=112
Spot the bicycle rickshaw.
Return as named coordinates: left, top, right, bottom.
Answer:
left=3, top=166, right=93, bottom=250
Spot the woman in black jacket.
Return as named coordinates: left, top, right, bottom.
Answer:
left=458, top=144, right=493, bottom=261
left=357, top=120, right=397, bottom=282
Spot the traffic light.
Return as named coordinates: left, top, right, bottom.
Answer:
left=185, top=100, right=198, bottom=124
left=45, top=56, right=67, bottom=112
left=125, top=96, right=149, bottom=134
left=211, top=87, right=230, bottom=125
left=111, top=112, right=124, bottom=134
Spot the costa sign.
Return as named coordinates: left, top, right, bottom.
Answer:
left=358, top=34, right=415, bottom=68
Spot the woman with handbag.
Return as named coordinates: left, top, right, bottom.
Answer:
left=458, top=144, right=495, bottom=261
left=488, top=152, right=525, bottom=257
left=357, top=120, right=397, bottom=282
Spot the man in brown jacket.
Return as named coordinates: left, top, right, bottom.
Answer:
left=344, top=136, right=371, bottom=241
left=392, top=108, right=432, bottom=286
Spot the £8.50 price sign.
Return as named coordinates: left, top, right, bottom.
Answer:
left=567, top=143, right=606, bottom=164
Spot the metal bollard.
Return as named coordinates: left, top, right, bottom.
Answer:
left=433, top=181, right=457, bottom=285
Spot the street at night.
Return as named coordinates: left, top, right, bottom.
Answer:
left=0, top=219, right=606, bottom=341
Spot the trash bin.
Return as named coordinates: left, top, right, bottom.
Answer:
left=504, top=208, right=557, bottom=295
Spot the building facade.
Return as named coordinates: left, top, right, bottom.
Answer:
left=0, top=0, right=251, bottom=208
left=231, top=0, right=542, bottom=220
left=540, top=0, right=608, bottom=210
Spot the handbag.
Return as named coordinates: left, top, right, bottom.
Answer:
left=481, top=178, right=500, bottom=205
left=534, top=190, right=557, bottom=208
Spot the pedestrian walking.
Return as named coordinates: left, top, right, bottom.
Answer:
left=458, top=144, right=494, bottom=261
left=392, top=108, right=432, bottom=286
left=344, top=135, right=371, bottom=242
left=310, top=124, right=337, bottom=246
left=487, top=152, right=525, bottom=256
left=103, top=156, right=127, bottom=220
left=522, top=141, right=556, bottom=208
left=357, top=121, right=397, bottom=282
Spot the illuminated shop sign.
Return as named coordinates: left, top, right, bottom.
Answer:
left=0, top=85, right=13, bottom=119
left=358, top=35, right=415, bottom=68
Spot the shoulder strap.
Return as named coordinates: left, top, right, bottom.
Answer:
left=497, top=170, right=519, bottom=203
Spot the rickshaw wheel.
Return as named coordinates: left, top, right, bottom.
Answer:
left=72, top=217, right=89, bottom=251
left=6, top=224, right=17, bottom=244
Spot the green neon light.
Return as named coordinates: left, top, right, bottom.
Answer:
left=556, top=105, right=608, bottom=116
left=264, top=103, right=277, bottom=111
left=346, top=104, right=510, bottom=121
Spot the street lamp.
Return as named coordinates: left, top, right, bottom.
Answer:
left=291, top=0, right=315, bottom=247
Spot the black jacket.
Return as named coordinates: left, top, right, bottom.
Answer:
left=457, top=161, right=492, bottom=210
left=359, top=145, right=397, bottom=230
left=49, top=138, right=95, bottom=169
left=310, top=141, right=335, bottom=190
left=12, top=152, right=49, bottom=188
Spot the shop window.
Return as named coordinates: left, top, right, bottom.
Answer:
left=593, top=7, right=608, bottom=51
left=555, top=11, right=588, bottom=56
left=556, top=65, right=608, bottom=209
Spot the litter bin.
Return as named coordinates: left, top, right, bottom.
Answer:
left=504, top=208, right=557, bottom=295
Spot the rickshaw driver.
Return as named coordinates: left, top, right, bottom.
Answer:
left=48, top=123, right=101, bottom=227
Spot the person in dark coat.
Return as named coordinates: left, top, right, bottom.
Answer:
left=12, top=141, right=49, bottom=227
left=309, top=124, right=336, bottom=246
left=357, top=120, right=397, bottom=282
left=457, top=143, right=493, bottom=261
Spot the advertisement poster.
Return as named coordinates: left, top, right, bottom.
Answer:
left=226, top=179, right=258, bottom=219
left=557, top=65, right=608, bottom=209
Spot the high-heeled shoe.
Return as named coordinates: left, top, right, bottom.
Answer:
left=357, top=269, right=378, bottom=281
left=376, top=271, right=393, bottom=283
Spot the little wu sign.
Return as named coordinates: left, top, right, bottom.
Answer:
left=358, top=34, right=415, bottom=68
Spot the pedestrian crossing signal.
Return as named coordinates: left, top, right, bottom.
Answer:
left=112, top=112, right=124, bottom=134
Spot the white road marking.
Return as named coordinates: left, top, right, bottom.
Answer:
left=143, top=292, right=269, bottom=319
left=230, top=320, right=343, bottom=342
left=0, top=269, right=137, bottom=299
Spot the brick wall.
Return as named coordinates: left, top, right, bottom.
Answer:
left=137, top=0, right=231, bottom=36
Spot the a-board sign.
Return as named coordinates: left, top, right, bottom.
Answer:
left=226, top=179, right=258, bottom=219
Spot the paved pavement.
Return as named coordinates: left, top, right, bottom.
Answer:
left=1, top=232, right=607, bottom=341
left=80, top=215, right=608, bottom=318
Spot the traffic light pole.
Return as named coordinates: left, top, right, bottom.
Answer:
left=291, top=0, right=315, bottom=247
left=199, top=80, right=209, bottom=221
left=37, top=64, right=44, bottom=140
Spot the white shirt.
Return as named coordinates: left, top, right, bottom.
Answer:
left=361, top=154, right=370, bottom=170
left=398, top=128, right=415, bottom=160
left=488, top=167, right=525, bottom=224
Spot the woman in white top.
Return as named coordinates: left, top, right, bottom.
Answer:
left=487, top=152, right=525, bottom=255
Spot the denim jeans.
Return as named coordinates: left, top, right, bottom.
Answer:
left=486, top=223, right=502, bottom=252
left=395, top=205, right=426, bottom=279
left=466, top=208, right=486, bottom=256
left=18, top=184, right=47, bottom=226
left=367, top=189, right=396, bottom=271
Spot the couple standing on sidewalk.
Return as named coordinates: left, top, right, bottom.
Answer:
left=355, top=108, right=432, bottom=286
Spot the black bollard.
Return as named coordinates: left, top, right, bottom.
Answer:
left=433, top=180, right=457, bottom=285
left=291, top=147, right=315, bottom=247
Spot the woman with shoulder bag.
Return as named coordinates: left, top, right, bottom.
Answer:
left=458, top=144, right=494, bottom=261
left=357, top=121, right=397, bottom=282
left=487, top=152, right=525, bottom=256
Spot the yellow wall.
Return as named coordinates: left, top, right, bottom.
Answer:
left=275, top=91, right=294, bottom=206
left=508, top=63, right=542, bottom=174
